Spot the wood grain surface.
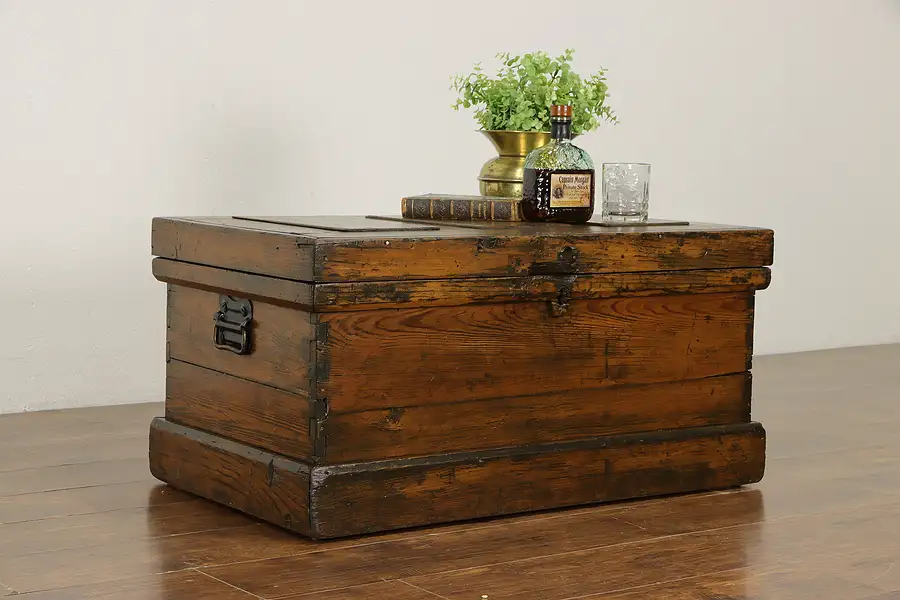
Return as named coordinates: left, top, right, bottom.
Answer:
left=309, top=422, right=766, bottom=538
left=313, top=266, right=771, bottom=311
left=2, top=571, right=257, bottom=600
left=320, top=292, right=754, bottom=412
left=151, top=216, right=774, bottom=282
left=148, top=418, right=312, bottom=537
left=151, top=217, right=315, bottom=281
left=0, top=480, right=191, bottom=524
left=153, top=257, right=313, bottom=308
left=322, top=373, right=751, bottom=463
left=154, top=255, right=769, bottom=310
left=165, top=359, right=313, bottom=462
left=148, top=417, right=765, bottom=539
left=166, top=284, right=313, bottom=394
left=316, top=227, right=774, bottom=281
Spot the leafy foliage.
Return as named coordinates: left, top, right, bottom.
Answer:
left=451, top=49, right=617, bottom=134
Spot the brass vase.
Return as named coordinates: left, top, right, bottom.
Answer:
left=478, top=131, right=551, bottom=198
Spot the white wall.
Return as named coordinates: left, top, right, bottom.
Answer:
left=2, top=0, right=899, bottom=414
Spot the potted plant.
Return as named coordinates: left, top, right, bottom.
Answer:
left=451, top=49, right=617, bottom=197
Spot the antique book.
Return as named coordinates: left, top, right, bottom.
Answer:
left=401, top=193, right=524, bottom=221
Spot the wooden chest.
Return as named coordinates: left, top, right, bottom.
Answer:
left=147, top=215, right=774, bottom=539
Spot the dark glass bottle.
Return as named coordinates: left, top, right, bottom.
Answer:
left=521, top=105, right=595, bottom=223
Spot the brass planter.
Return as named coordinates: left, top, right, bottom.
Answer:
left=478, top=131, right=550, bottom=198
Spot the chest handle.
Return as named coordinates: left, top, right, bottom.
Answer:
left=213, top=295, right=253, bottom=354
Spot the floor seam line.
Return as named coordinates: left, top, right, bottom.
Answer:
left=264, top=579, right=406, bottom=599
left=0, top=498, right=199, bottom=525
left=388, top=506, right=850, bottom=581
left=558, top=566, right=749, bottom=600
left=0, top=478, right=153, bottom=499
left=3, top=523, right=267, bottom=559
left=0, top=456, right=149, bottom=474
left=396, top=579, right=453, bottom=600
left=195, top=569, right=265, bottom=599
left=0, top=578, right=15, bottom=596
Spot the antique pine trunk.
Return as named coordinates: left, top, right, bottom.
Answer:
left=148, top=215, right=774, bottom=539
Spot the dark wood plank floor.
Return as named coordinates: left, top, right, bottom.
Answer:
left=1, top=344, right=899, bottom=599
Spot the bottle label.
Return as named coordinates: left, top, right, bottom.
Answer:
left=549, top=173, right=592, bottom=208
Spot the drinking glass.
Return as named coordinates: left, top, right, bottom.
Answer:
left=602, top=163, right=651, bottom=223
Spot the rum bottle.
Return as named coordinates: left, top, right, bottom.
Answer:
left=521, top=104, right=595, bottom=223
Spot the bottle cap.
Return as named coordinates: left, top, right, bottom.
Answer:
left=550, top=104, right=573, bottom=117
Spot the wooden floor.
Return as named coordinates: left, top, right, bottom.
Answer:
left=1, top=344, right=899, bottom=599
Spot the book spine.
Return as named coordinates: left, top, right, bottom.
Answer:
left=401, top=198, right=523, bottom=222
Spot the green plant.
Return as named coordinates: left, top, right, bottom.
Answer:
left=451, top=49, right=617, bottom=134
